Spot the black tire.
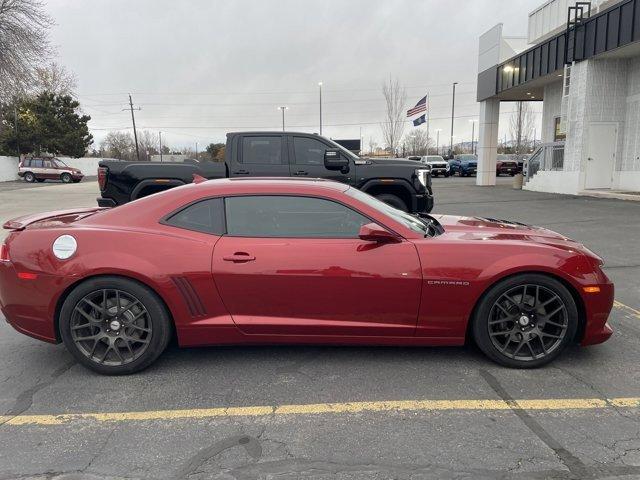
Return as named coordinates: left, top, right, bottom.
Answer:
left=472, top=273, right=578, bottom=368
left=444, top=172, right=450, bottom=177
left=59, top=276, right=172, bottom=375
left=24, top=172, right=35, bottom=183
left=61, top=173, right=72, bottom=183
left=376, top=193, right=408, bottom=212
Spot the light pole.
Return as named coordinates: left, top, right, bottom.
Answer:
left=278, top=106, right=288, bottom=131
left=318, top=82, right=323, bottom=135
left=469, top=119, right=476, bottom=155
left=450, top=82, right=457, bottom=157
left=159, top=131, right=163, bottom=162
left=435, top=129, right=442, bottom=156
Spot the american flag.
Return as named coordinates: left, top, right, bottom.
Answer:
left=406, top=95, right=427, bottom=117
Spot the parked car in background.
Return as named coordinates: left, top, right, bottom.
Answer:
left=496, top=155, right=518, bottom=176
left=448, top=154, right=477, bottom=176
left=420, top=155, right=450, bottom=177
left=0, top=178, right=613, bottom=373
left=406, top=156, right=422, bottom=162
left=98, top=131, right=434, bottom=213
left=18, top=157, right=84, bottom=183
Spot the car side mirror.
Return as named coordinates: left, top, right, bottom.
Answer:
left=324, top=149, right=349, bottom=171
left=358, top=223, right=400, bottom=243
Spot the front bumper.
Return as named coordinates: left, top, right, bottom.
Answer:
left=580, top=279, right=615, bottom=346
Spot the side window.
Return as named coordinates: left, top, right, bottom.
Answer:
left=42, top=160, right=52, bottom=168
left=32, top=159, right=43, bottom=168
left=241, top=136, right=283, bottom=165
left=165, top=198, right=225, bottom=234
left=293, top=137, right=328, bottom=165
left=23, top=159, right=31, bottom=167
left=225, top=195, right=370, bottom=238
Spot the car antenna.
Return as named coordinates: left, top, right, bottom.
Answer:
left=192, top=174, right=207, bottom=184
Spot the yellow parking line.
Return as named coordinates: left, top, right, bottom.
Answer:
left=1, top=397, right=639, bottom=426
left=614, top=300, right=640, bottom=319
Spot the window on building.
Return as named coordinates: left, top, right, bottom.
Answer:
left=554, top=117, right=566, bottom=141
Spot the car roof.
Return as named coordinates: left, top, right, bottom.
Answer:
left=185, top=177, right=351, bottom=196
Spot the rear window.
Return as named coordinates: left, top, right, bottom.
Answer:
left=164, top=198, right=225, bottom=234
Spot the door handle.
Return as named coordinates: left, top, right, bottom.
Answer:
left=294, top=170, right=308, bottom=176
left=233, top=170, right=250, bottom=175
left=223, top=252, right=256, bottom=263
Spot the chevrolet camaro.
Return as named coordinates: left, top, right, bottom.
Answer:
left=0, top=178, right=613, bottom=374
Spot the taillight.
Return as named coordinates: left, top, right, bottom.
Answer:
left=97, top=167, right=108, bottom=191
left=0, top=243, right=9, bottom=262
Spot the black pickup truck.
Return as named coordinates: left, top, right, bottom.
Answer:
left=97, top=131, right=434, bottom=213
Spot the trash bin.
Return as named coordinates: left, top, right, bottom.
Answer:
left=512, top=173, right=523, bottom=190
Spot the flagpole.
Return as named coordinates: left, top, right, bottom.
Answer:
left=426, top=92, right=430, bottom=154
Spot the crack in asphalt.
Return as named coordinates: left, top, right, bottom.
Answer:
left=479, top=369, right=591, bottom=479
left=0, top=360, right=75, bottom=427
left=170, top=434, right=262, bottom=480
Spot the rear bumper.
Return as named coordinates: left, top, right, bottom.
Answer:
left=97, top=197, right=117, bottom=208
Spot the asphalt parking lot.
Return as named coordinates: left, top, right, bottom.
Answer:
left=0, top=177, right=639, bottom=480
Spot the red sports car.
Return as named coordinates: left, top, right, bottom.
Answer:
left=0, top=178, right=613, bottom=374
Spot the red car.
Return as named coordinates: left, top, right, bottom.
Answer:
left=0, top=178, right=613, bottom=374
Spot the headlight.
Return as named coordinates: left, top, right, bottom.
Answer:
left=52, top=235, right=77, bottom=260
left=415, top=169, right=430, bottom=187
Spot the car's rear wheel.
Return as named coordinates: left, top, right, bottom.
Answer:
left=61, top=173, right=72, bottom=183
left=24, top=172, right=35, bottom=182
left=472, top=274, right=578, bottom=368
left=376, top=193, right=408, bottom=212
left=60, top=276, right=172, bottom=375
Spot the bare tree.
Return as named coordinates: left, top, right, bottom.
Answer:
left=101, top=131, right=135, bottom=160
left=32, top=62, right=76, bottom=96
left=380, top=76, right=406, bottom=156
left=0, top=0, right=54, bottom=100
left=367, top=136, right=378, bottom=156
left=137, top=130, right=159, bottom=161
left=509, top=101, right=535, bottom=155
left=402, top=129, right=433, bottom=156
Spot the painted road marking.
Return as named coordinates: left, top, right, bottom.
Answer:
left=614, top=300, right=640, bottom=319
left=1, top=397, right=639, bottom=426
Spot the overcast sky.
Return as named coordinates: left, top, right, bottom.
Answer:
left=46, top=0, right=544, bottom=152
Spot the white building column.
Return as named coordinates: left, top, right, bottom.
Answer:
left=476, top=98, right=500, bottom=186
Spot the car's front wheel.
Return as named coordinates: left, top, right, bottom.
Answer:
left=60, top=276, right=172, bottom=375
left=61, top=173, right=72, bottom=183
left=472, top=274, right=578, bottom=368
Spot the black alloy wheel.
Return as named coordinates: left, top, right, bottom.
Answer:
left=473, top=274, right=578, bottom=368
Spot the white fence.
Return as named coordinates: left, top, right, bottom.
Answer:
left=0, top=156, right=108, bottom=182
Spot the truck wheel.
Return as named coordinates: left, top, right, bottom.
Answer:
left=376, top=194, right=408, bottom=212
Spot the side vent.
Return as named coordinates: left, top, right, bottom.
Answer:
left=171, top=276, right=206, bottom=317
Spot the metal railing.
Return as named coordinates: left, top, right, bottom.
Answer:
left=523, top=142, right=565, bottom=183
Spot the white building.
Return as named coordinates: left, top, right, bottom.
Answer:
left=476, top=0, right=640, bottom=195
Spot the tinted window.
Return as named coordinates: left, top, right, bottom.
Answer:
left=241, top=136, right=283, bottom=164
left=42, top=160, right=52, bottom=168
left=166, top=198, right=224, bottom=234
left=31, top=159, right=43, bottom=168
left=225, top=195, right=369, bottom=238
left=293, top=137, right=327, bottom=165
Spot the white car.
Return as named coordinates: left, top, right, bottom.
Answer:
left=420, top=155, right=450, bottom=177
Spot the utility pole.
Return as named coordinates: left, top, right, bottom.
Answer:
left=469, top=119, right=476, bottom=155
left=450, top=82, right=457, bottom=157
left=126, top=94, right=141, bottom=161
left=436, top=129, right=441, bottom=156
left=278, top=106, right=288, bottom=131
left=159, top=132, right=163, bottom=162
left=516, top=101, right=523, bottom=155
left=318, top=82, right=323, bottom=135
left=195, top=142, right=198, bottom=160
left=14, top=106, right=20, bottom=159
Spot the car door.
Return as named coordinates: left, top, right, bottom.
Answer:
left=229, top=134, right=289, bottom=177
left=212, top=194, right=422, bottom=337
left=288, top=135, right=354, bottom=184
left=41, top=159, right=57, bottom=179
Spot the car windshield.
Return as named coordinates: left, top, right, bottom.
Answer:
left=345, top=187, right=431, bottom=236
left=52, top=159, right=69, bottom=167
left=456, top=155, right=477, bottom=162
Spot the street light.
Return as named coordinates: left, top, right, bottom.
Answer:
left=318, top=82, right=323, bottom=135
left=468, top=119, right=477, bottom=155
left=278, top=106, right=288, bottom=131
left=450, top=82, right=458, bottom=157
left=435, top=128, right=442, bottom=156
